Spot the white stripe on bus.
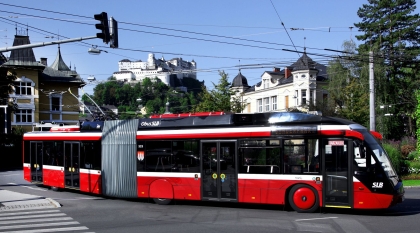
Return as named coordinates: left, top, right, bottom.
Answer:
left=79, top=169, right=101, bottom=174
left=43, top=165, right=63, bottom=171
left=136, top=127, right=273, bottom=136
left=137, top=172, right=201, bottom=178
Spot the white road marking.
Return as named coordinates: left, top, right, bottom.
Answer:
left=0, top=210, right=60, bottom=217
left=0, top=217, right=73, bottom=225
left=0, top=221, right=79, bottom=230
left=53, top=197, right=102, bottom=201
left=295, top=217, right=338, bottom=222
left=7, top=183, right=47, bottom=191
left=0, top=226, right=89, bottom=232
left=0, top=213, right=66, bottom=221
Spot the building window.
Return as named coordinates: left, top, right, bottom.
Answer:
left=301, top=90, right=307, bottom=105
left=263, top=79, right=269, bottom=89
left=50, top=94, right=62, bottom=111
left=14, top=82, right=32, bottom=95
left=51, top=97, right=60, bottom=111
left=271, top=96, right=277, bottom=110
left=264, top=97, right=270, bottom=112
left=15, top=109, right=32, bottom=123
left=257, top=99, right=262, bottom=112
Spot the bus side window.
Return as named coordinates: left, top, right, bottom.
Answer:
left=354, top=141, right=367, bottom=174
left=308, top=139, right=319, bottom=173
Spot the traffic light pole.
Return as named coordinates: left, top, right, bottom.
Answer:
left=0, top=36, right=97, bottom=53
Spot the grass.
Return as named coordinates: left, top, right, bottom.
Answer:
left=402, top=179, right=420, bottom=187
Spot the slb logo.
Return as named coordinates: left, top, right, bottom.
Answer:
left=372, top=182, right=383, bottom=188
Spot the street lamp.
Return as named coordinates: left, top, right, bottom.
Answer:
left=88, top=47, right=108, bottom=55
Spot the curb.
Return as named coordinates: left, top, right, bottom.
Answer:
left=46, top=198, right=62, bottom=208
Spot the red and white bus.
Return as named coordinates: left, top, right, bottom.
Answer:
left=23, top=112, right=404, bottom=212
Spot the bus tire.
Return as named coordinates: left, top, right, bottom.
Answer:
left=288, top=184, right=319, bottom=213
left=153, top=198, right=172, bottom=205
left=51, top=186, right=59, bottom=191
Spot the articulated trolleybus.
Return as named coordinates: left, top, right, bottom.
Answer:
left=23, top=112, right=404, bottom=213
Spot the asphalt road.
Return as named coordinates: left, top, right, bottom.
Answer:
left=1, top=169, right=420, bottom=233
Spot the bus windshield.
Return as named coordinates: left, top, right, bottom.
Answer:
left=358, top=129, right=398, bottom=179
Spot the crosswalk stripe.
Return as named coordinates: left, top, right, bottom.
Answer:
left=0, top=226, right=89, bottom=233
left=0, top=208, right=92, bottom=233
left=0, top=217, right=73, bottom=225
left=0, top=221, right=79, bottom=230
left=0, top=206, right=56, bottom=212
left=0, top=210, right=60, bottom=217
left=0, top=213, right=66, bottom=221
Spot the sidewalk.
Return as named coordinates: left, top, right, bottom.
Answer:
left=0, top=189, right=61, bottom=211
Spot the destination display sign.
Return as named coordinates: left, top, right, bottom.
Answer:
left=271, top=126, right=317, bottom=135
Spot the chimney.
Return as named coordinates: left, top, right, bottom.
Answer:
left=284, top=66, right=292, bottom=79
left=273, top=67, right=280, bottom=72
left=40, top=57, right=47, bottom=66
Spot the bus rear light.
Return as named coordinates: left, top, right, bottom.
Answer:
left=318, top=130, right=364, bottom=140
left=370, top=130, right=383, bottom=140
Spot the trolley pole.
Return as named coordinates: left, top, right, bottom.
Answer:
left=369, top=51, right=375, bottom=131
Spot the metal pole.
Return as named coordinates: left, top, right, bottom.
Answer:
left=0, top=36, right=97, bottom=52
left=369, top=51, right=375, bottom=131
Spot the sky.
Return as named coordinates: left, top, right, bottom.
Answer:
left=1, top=0, right=419, bottom=95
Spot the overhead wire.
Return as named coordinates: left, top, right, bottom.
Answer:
left=0, top=3, right=418, bottom=75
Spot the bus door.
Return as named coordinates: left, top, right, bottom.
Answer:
left=64, top=142, right=80, bottom=189
left=201, top=141, right=237, bottom=201
left=30, top=142, right=44, bottom=183
left=322, top=138, right=353, bottom=208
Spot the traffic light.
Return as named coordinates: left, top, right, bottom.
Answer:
left=110, top=17, right=118, bottom=48
left=94, top=12, right=110, bottom=44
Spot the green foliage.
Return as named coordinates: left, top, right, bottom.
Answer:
left=325, top=40, right=369, bottom=126
left=194, top=71, right=245, bottom=113
left=407, top=150, right=420, bottom=161
left=0, top=68, right=17, bottom=108
left=12, top=126, right=26, bottom=136
left=90, top=77, right=201, bottom=117
left=416, top=90, right=420, bottom=154
left=355, top=0, right=420, bottom=139
left=407, top=160, right=420, bottom=174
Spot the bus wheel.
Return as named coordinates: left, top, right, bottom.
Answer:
left=51, top=186, right=59, bottom=191
left=153, top=198, right=172, bottom=205
left=288, top=184, right=319, bottom=213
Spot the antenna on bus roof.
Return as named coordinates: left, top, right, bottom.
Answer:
left=68, top=87, right=94, bottom=116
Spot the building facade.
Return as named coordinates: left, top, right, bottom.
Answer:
left=113, top=53, right=196, bottom=91
left=0, top=35, right=85, bottom=132
left=232, top=52, right=328, bottom=113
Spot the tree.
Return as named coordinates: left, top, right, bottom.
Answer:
left=326, top=40, right=370, bottom=126
left=0, top=68, right=17, bottom=106
left=194, top=71, right=245, bottom=113
left=355, top=0, right=420, bottom=138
